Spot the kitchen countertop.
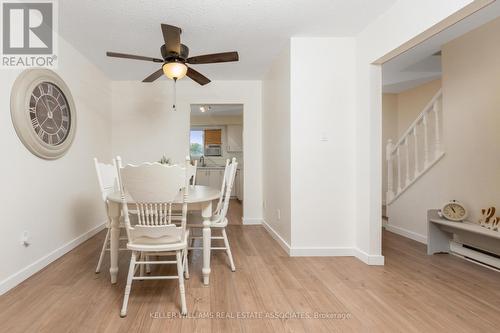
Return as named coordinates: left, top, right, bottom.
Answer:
left=197, top=165, right=242, bottom=170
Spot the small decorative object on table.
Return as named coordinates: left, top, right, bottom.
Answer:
left=159, top=155, right=171, bottom=165
left=478, top=207, right=500, bottom=231
left=438, top=200, right=467, bottom=222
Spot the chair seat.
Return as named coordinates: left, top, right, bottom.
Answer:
left=127, top=230, right=189, bottom=252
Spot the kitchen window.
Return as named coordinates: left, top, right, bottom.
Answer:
left=190, top=129, right=204, bottom=157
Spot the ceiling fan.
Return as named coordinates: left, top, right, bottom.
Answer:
left=106, top=24, right=239, bottom=85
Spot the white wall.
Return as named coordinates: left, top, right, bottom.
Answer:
left=0, top=38, right=112, bottom=293
left=262, top=43, right=292, bottom=248
left=355, top=0, right=473, bottom=262
left=111, top=80, right=263, bottom=224
left=260, top=1, right=473, bottom=261
left=382, top=94, right=398, bottom=204
left=290, top=38, right=356, bottom=253
left=387, top=16, right=500, bottom=243
left=395, top=79, right=442, bottom=137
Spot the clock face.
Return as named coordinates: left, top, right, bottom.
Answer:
left=11, top=69, right=76, bottom=160
left=29, top=82, right=70, bottom=146
left=442, top=202, right=467, bottom=221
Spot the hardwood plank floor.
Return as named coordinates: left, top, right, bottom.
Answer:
left=1, top=202, right=500, bottom=332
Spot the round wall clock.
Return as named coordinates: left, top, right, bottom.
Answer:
left=10, top=69, right=76, bottom=160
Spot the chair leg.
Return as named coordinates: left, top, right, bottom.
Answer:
left=183, top=248, right=189, bottom=279
left=139, top=252, right=146, bottom=278
left=146, top=255, right=151, bottom=274
left=95, top=228, right=110, bottom=273
left=120, top=251, right=136, bottom=317
left=222, top=228, right=236, bottom=272
left=176, top=251, right=187, bottom=315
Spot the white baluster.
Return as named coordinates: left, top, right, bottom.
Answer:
left=423, top=112, right=429, bottom=167
left=386, top=140, right=394, bottom=201
left=433, top=99, right=442, bottom=155
left=405, top=137, right=410, bottom=185
left=413, top=127, right=419, bottom=177
left=397, top=146, right=402, bottom=193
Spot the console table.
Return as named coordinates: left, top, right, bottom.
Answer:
left=427, top=209, right=500, bottom=270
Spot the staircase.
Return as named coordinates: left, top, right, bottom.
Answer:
left=386, top=89, right=444, bottom=205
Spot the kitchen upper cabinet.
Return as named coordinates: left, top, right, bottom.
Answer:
left=226, top=125, right=243, bottom=152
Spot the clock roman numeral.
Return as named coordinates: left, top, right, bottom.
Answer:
left=37, top=128, right=46, bottom=140
left=31, top=117, right=39, bottom=127
left=47, top=84, right=53, bottom=96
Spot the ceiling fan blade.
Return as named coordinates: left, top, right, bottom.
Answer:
left=161, top=24, right=181, bottom=55
left=186, top=67, right=211, bottom=85
left=106, top=51, right=163, bottom=63
left=187, top=51, right=239, bottom=64
left=142, top=68, right=164, bottom=82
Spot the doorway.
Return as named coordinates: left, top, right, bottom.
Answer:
left=189, top=104, right=244, bottom=224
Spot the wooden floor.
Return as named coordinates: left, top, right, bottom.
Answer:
left=1, top=202, right=500, bottom=332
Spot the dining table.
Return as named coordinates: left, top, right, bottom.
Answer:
left=106, top=185, right=221, bottom=285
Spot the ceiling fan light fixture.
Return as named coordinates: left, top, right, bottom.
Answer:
left=162, top=62, right=188, bottom=80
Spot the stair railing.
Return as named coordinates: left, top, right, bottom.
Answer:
left=386, top=89, right=445, bottom=204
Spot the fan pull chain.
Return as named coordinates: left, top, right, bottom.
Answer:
left=172, top=78, right=177, bottom=111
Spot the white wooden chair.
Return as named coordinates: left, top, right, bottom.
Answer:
left=94, top=158, right=128, bottom=273
left=116, top=157, right=189, bottom=317
left=188, top=158, right=238, bottom=272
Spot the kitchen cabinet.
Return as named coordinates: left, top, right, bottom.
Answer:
left=196, top=168, right=242, bottom=200
left=234, top=169, right=243, bottom=201
left=196, top=169, right=222, bottom=188
left=209, top=169, right=224, bottom=189
left=196, top=169, right=210, bottom=186
left=226, top=125, right=243, bottom=152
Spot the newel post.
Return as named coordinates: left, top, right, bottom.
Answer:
left=386, top=139, right=395, bottom=202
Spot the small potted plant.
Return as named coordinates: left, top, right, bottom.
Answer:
left=159, top=155, right=171, bottom=165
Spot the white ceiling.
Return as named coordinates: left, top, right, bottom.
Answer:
left=59, top=0, right=396, bottom=81
left=382, top=1, right=500, bottom=93
left=190, top=104, right=243, bottom=117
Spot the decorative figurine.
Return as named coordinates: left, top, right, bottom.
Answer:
left=478, top=207, right=495, bottom=228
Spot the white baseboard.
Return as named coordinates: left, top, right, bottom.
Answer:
left=0, top=222, right=106, bottom=295
left=261, top=219, right=291, bottom=255
left=290, top=247, right=355, bottom=256
left=353, top=249, right=385, bottom=265
left=385, top=223, right=427, bottom=244
left=261, top=220, right=384, bottom=264
left=242, top=217, right=263, bottom=225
